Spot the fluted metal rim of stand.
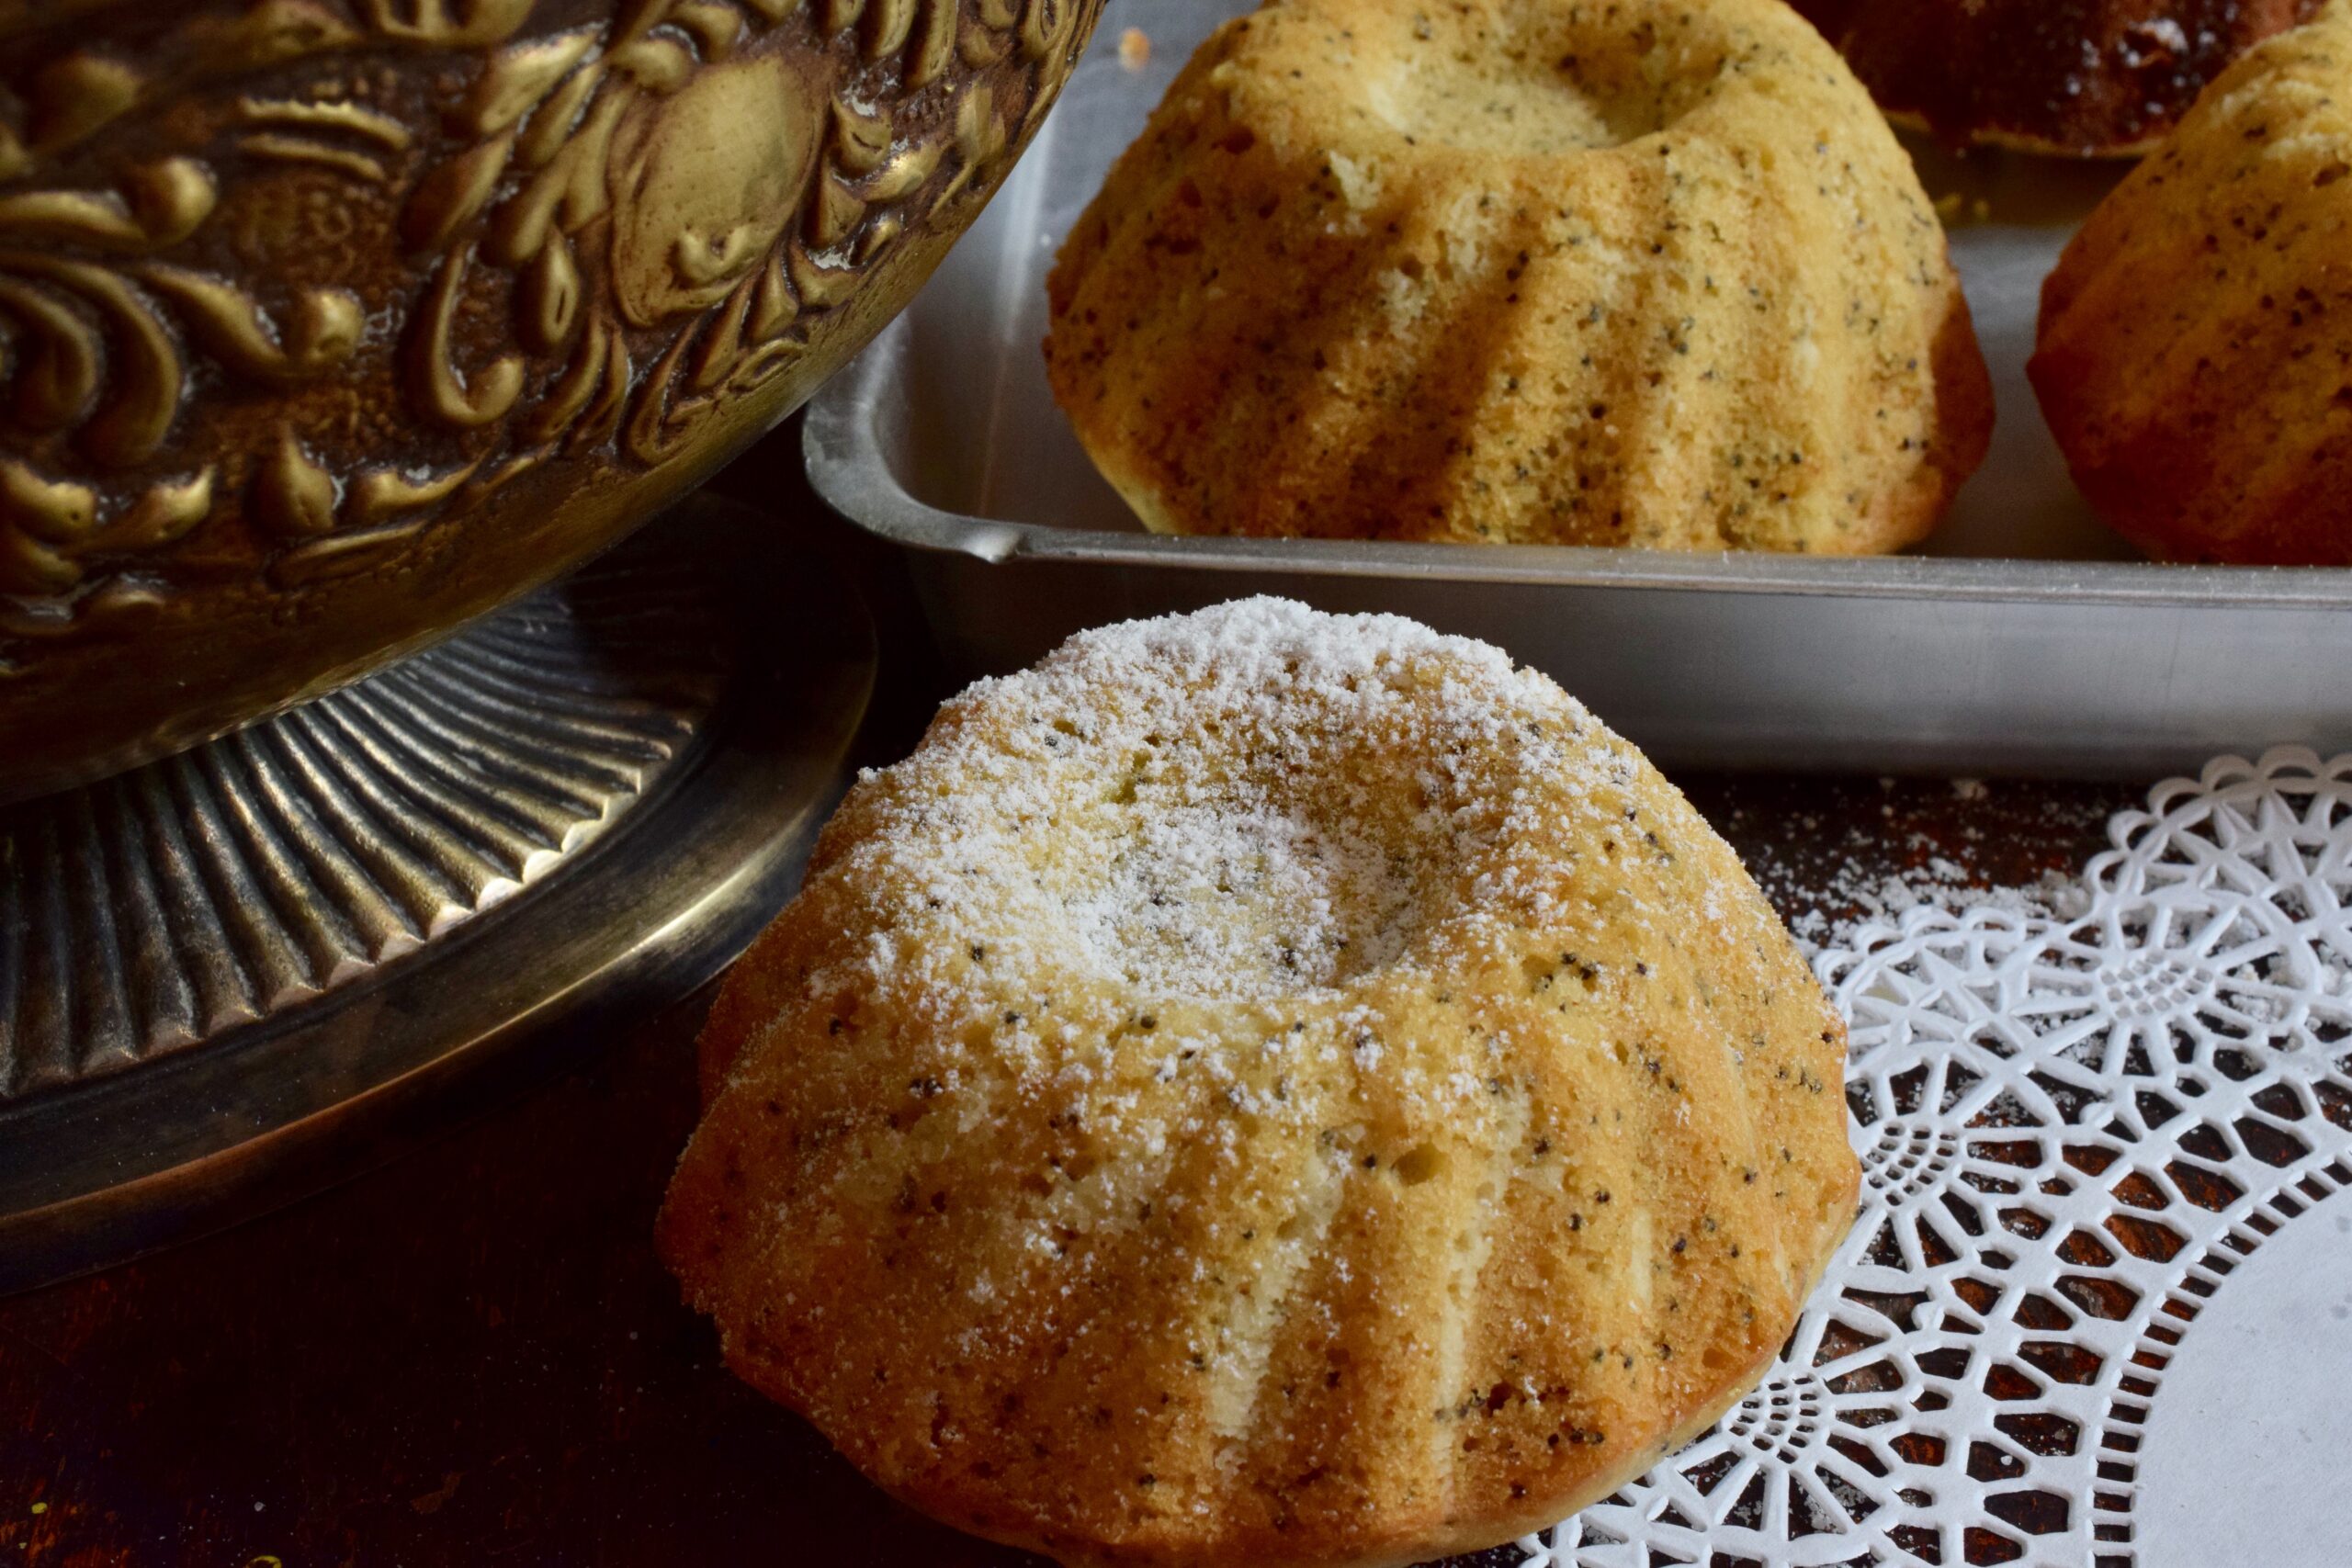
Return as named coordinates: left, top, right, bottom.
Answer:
left=0, top=494, right=876, bottom=1294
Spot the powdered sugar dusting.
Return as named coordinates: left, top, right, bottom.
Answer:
left=673, top=598, right=1863, bottom=1538
left=828, top=597, right=1630, bottom=1010
left=1063, top=802, right=1428, bottom=996
left=1781, top=863, right=2084, bottom=960
left=1710, top=777, right=2114, bottom=961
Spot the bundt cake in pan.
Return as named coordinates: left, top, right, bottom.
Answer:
left=1791, top=0, right=2323, bottom=155
left=1042, top=0, right=1992, bottom=555
left=661, top=600, right=1861, bottom=1568
left=2031, top=0, right=2352, bottom=564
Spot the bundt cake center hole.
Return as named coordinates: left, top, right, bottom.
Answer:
left=1067, top=797, right=1450, bottom=999
left=1364, top=24, right=1690, bottom=155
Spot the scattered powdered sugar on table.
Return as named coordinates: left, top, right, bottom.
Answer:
left=1713, top=775, right=2112, bottom=961
left=1771, top=858, right=2084, bottom=960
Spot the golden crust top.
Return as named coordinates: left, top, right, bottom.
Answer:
left=660, top=600, right=1860, bottom=1568
left=1043, top=0, right=1990, bottom=554
left=2031, top=0, right=2352, bottom=564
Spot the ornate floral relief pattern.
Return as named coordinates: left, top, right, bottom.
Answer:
left=0, top=150, right=359, bottom=597
left=0, top=0, right=1084, bottom=616
left=1513, top=749, right=2352, bottom=1568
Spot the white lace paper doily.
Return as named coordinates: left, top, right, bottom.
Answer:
left=1520, top=748, right=2352, bottom=1568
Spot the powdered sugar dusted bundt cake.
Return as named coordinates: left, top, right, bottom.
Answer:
left=1043, top=0, right=1991, bottom=553
left=660, top=600, right=1860, bottom=1568
left=1792, top=0, right=2322, bottom=156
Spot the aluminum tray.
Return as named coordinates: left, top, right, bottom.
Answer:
left=807, top=0, right=2352, bottom=778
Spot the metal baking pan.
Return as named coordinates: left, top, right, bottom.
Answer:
left=806, top=0, right=2352, bottom=779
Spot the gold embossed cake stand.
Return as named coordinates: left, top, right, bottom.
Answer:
left=0, top=493, right=876, bottom=1293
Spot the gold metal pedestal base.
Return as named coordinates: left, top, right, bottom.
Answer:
left=0, top=495, right=876, bottom=1293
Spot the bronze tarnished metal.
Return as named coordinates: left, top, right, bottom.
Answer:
left=0, top=494, right=878, bottom=1292
left=0, top=0, right=1100, bottom=801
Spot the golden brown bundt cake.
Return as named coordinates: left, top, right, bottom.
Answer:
left=660, top=599, right=1860, bottom=1568
left=1792, top=0, right=2321, bottom=156
left=1042, top=0, right=1991, bottom=555
left=2030, top=1, right=2352, bottom=564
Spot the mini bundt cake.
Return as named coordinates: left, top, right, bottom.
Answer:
left=1792, top=0, right=2322, bottom=156
left=2030, top=1, right=2352, bottom=564
left=1042, top=0, right=1992, bottom=554
left=660, top=599, right=1860, bottom=1568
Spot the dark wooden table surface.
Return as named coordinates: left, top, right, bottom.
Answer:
left=0, top=439, right=2145, bottom=1568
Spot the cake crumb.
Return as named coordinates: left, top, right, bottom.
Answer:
left=1119, top=27, right=1150, bottom=72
